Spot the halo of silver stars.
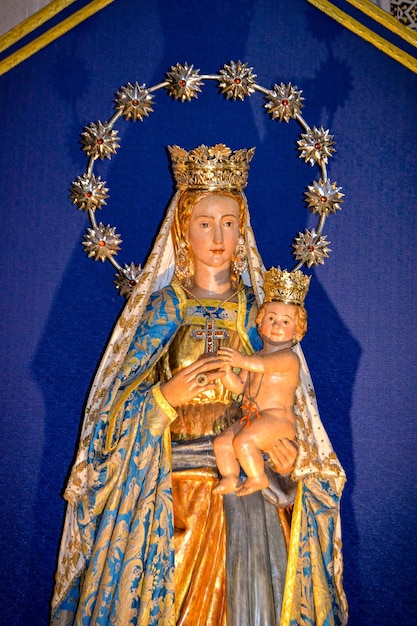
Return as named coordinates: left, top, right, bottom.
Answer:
left=70, top=61, right=343, bottom=298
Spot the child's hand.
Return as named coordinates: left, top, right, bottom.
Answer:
left=217, top=347, right=245, bottom=368
left=217, top=362, right=245, bottom=395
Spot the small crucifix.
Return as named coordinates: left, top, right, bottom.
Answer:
left=191, top=316, right=229, bottom=354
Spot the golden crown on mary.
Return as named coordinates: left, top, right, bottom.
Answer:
left=263, top=267, right=311, bottom=306
left=168, top=143, right=255, bottom=191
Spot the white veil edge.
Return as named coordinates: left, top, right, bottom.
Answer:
left=68, top=190, right=181, bottom=480
left=52, top=190, right=181, bottom=614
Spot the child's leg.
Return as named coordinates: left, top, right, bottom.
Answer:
left=232, top=411, right=291, bottom=496
left=232, top=426, right=270, bottom=496
left=212, top=425, right=242, bottom=494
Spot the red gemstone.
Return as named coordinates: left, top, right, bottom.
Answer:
left=308, top=245, right=315, bottom=252
left=132, top=99, right=139, bottom=106
left=97, top=138, right=104, bottom=144
left=234, top=77, right=241, bottom=84
left=129, top=279, right=136, bottom=286
left=85, top=191, right=92, bottom=198
left=179, top=79, right=186, bottom=87
left=282, top=99, right=289, bottom=106
left=320, top=196, right=327, bottom=202
left=98, top=240, right=106, bottom=247
left=315, top=142, right=322, bottom=149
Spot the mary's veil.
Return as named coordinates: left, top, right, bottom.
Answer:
left=66, top=188, right=345, bottom=504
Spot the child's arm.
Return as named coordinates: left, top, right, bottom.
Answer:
left=219, top=363, right=245, bottom=395
left=218, top=347, right=297, bottom=375
left=218, top=347, right=263, bottom=372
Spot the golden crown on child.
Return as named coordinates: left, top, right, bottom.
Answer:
left=168, top=143, right=255, bottom=191
left=263, top=267, right=311, bottom=306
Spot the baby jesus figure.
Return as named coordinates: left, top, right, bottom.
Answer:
left=213, top=268, right=310, bottom=497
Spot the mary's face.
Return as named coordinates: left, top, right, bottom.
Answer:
left=187, top=195, right=240, bottom=271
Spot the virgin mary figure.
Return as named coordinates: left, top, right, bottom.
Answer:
left=51, top=144, right=348, bottom=626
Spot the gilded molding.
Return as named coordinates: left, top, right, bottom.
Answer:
left=307, top=0, right=417, bottom=74
left=0, top=0, right=115, bottom=77
left=0, top=0, right=77, bottom=54
left=347, top=0, right=417, bottom=47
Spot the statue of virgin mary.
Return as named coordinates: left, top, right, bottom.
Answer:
left=51, top=144, right=347, bottom=626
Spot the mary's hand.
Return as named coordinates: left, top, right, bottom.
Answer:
left=267, top=438, right=299, bottom=474
left=160, top=355, right=223, bottom=408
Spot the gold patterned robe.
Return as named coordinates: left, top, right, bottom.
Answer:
left=51, top=280, right=347, bottom=625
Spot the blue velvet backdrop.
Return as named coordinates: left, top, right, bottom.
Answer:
left=0, top=1, right=416, bottom=624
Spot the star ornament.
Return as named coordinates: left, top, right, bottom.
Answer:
left=70, top=173, right=109, bottom=211
left=81, top=121, right=120, bottom=160
left=218, top=60, right=257, bottom=101
left=265, top=82, right=304, bottom=122
left=305, top=179, right=344, bottom=216
left=292, top=229, right=331, bottom=267
left=114, top=262, right=142, bottom=297
left=115, top=82, right=154, bottom=121
left=82, top=223, right=122, bottom=261
left=165, top=63, right=204, bottom=102
left=297, top=126, right=336, bottom=166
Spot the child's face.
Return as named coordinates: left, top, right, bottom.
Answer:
left=258, top=302, right=296, bottom=345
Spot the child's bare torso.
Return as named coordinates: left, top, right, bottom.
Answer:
left=240, top=353, right=299, bottom=444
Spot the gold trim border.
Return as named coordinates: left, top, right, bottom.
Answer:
left=347, top=0, right=417, bottom=48
left=307, top=0, right=417, bottom=74
left=0, top=0, right=77, bottom=54
left=280, top=480, right=303, bottom=626
left=0, top=0, right=115, bottom=77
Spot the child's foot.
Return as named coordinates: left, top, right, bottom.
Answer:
left=236, top=475, right=269, bottom=497
left=213, top=475, right=241, bottom=494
